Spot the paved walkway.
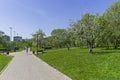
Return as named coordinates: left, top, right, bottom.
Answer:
left=0, top=51, right=72, bottom=80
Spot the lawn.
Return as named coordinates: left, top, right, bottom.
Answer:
left=0, top=54, right=13, bottom=72
left=36, top=48, right=120, bottom=80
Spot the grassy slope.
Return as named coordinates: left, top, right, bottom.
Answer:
left=0, top=55, right=13, bottom=72
left=36, top=48, right=120, bottom=80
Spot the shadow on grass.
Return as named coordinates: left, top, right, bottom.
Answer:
left=93, top=52, right=112, bottom=55
left=93, top=50, right=120, bottom=55
left=102, top=48, right=120, bottom=50
left=79, top=52, right=112, bottom=55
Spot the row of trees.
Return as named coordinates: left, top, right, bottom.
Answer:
left=32, top=1, right=120, bottom=53
left=0, top=30, right=31, bottom=51
left=0, top=30, right=8, bottom=48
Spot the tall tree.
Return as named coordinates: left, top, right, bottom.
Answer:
left=44, top=36, right=55, bottom=48
left=73, top=13, right=96, bottom=53
left=103, top=1, right=120, bottom=49
left=94, top=15, right=112, bottom=48
left=51, top=29, right=66, bottom=48
left=32, top=29, right=45, bottom=49
left=0, top=30, right=5, bottom=48
left=0, top=30, right=4, bottom=37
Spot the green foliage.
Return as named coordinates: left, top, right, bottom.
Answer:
left=70, top=1, right=120, bottom=51
left=37, top=48, right=120, bottom=80
left=51, top=29, right=66, bottom=37
left=0, top=44, right=3, bottom=48
left=32, top=1, right=120, bottom=53
left=32, top=29, right=45, bottom=49
left=44, top=36, right=55, bottom=48
left=51, top=29, right=67, bottom=48
left=0, top=30, right=5, bottom=37
left=0, top=48, right=7, bottom=52
left=44, top=46, right=52, bottom=49
left=0, top=30, right=7, bottom=49
left=72, top=13, right=97, bottom=53
left=31, top=43, right=37, bottom=51
left=103, top=1, right=120, bottom=48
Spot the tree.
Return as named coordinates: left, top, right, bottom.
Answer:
left=73, top=13, right=97, bottom=53
left=32, top=29, right=45, bottom=50
left=93, top=15, right=113, bottom=48
left=51, top=29, right=67, bottom=48
left=103, top=1, right=120, bottom=49
left=0, top=30, right=6, bottom=48
left=0, top=30, right=4, bottom=37
left=62, top=29, right=72, bottom=50
left=44, top=36, right=55, bottom=49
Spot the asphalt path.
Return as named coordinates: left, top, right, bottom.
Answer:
left=0, top=51, right=72, bottom=80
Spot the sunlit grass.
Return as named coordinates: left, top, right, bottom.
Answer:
left=36, top=48, right=120, bottom=80
left=0, top=54, right=13, bottom=72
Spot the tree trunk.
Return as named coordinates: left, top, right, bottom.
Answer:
left=89, top=45, right=93, bottom=54
left=106, top=42, right=110, bottom=49
left=87, top=41, right=93, bottom=54
left=114, top=40, right=118, bottom=49
left=67, top=44, right=70, bottom=51
left=67, top=47, right=70, bottom=51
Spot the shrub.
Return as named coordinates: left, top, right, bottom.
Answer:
left=0, top=48, right=7, bottom=52
left=44, top=46, right=52, bottom=49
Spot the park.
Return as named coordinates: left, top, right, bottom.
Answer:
left=0, top=0, right=120, bottom=80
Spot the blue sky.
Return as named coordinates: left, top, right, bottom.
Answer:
left=0, top=0, right=115, bottom=39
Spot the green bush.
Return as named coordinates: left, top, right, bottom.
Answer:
left=0, top=48, right=7, bottom=52
left=44, top=46, right=52, bottom=49
left=31, top=47, right=37, bottom=51
left=0, top=44, right=3, bottom=48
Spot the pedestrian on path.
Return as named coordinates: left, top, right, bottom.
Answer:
left=26, top=47, right=28, bottom=54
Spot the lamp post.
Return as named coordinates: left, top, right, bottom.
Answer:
left=9, top=27, right=12, bottom=41
left=14, top=31, right=16, bottom=37
left=36, top=33, right=38, bottom=54
left=13, top=31, right=16, bottom=52
left=9, top=27, right=12, bottom=52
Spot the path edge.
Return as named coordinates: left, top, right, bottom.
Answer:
left=0, top=55, right=14, bottom=75
left=33, top=54, right=72, bottom=80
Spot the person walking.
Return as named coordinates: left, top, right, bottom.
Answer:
left=26, top=47, right=28, bottom=55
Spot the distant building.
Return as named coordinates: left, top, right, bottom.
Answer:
left=14, top=36, right=22, bottom=41
left=3, top=35, right=10, bottom=41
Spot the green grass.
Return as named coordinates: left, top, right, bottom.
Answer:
left=0, top=54, right=13, bottom=72
left=36, top=48, right=120, bottom=80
